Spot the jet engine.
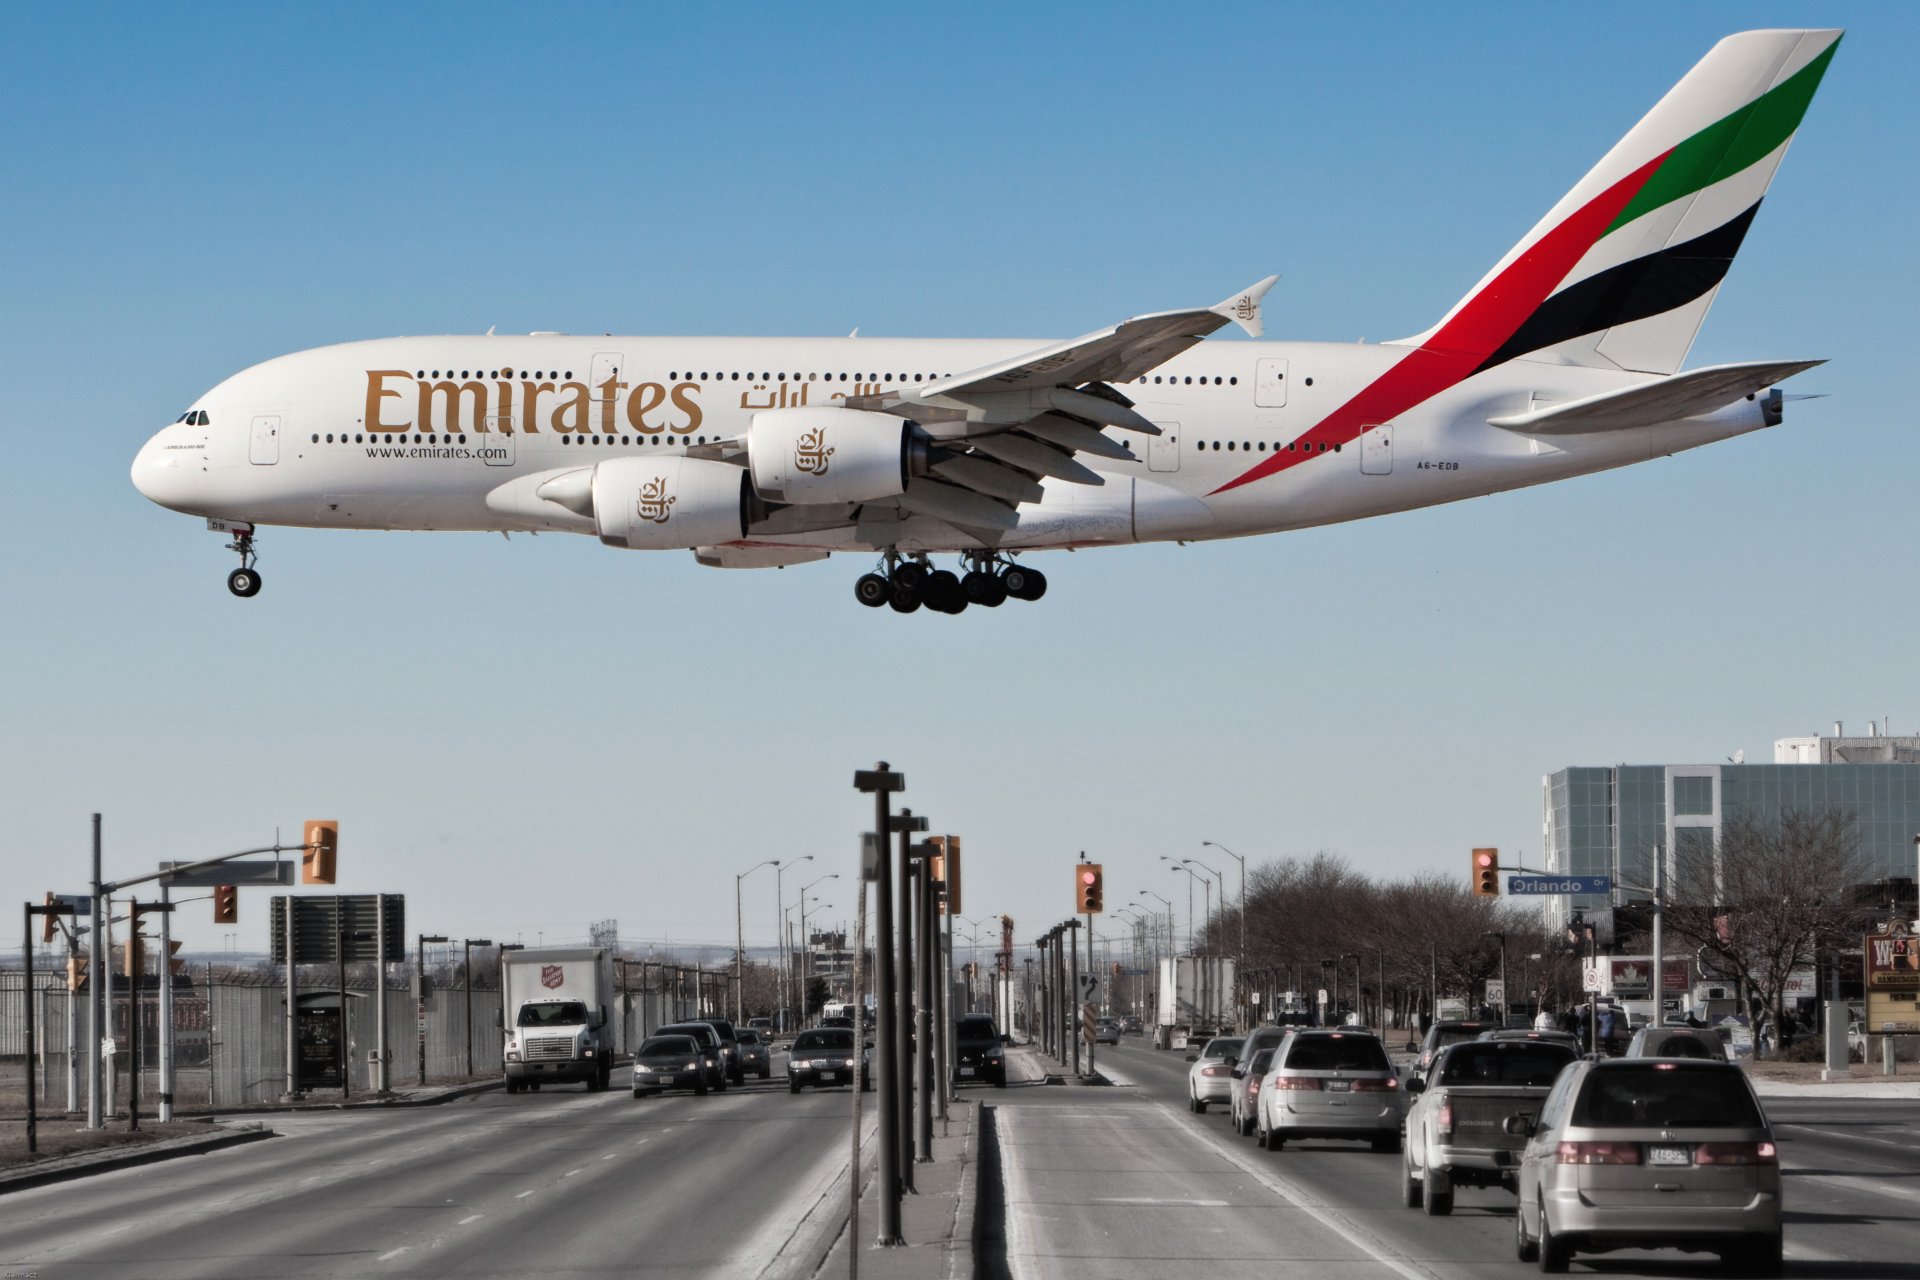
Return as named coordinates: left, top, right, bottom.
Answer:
left=568, top=456, right=760, bottom=550
left=746, top=407, right=928, bottom=504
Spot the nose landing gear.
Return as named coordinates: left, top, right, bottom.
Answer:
left=221, top=523, right=262, bottom=598
left=851, top=552, right=1046, bottom=614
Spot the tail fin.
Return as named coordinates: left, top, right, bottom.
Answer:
left=1398, top=29, right=1840, bottom=376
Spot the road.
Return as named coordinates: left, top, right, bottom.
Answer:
left=0, top=1063, right=873, bottom=1279
left=991, top=1036, right=1920, bottom=1278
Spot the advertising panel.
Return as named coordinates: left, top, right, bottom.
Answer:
left=1863, top=924, right=1920, bottom=1034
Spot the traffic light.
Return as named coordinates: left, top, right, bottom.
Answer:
left=66, top=954, right=87, bottom=992
left=1472, top=847, right=1500, bottom=897
left=41, top=892, right=58, bottom=944
left=213, top=884, right=239, bottom=925
left=1077, top=862, right=1104, bottom=913
left=302, top=819, right=338, bottom=884
left=124, top=929, right=145, bottom=979
left=168, top=940, right=186, bottom=977
left=944, top=835, right=962, bottom=914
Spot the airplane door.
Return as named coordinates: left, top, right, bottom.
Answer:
left=1149, top=422, right=1180, bottom=473
left=1255, top=359, right=1289, bottom=408
left=484, top=414, right=517, bottom=466
left=249, top=414, right=280, bottom=465
left=1360, top=422, right=1393, bottom=475
left=590, top=351, right=624, bottom=402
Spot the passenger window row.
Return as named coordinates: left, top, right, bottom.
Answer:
left=1195, top=440, right=1340, bottom=453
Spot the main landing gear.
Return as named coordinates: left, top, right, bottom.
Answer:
left=853, top=552, right=1047, bottom=615
left=223, top=524, right=262, bottom=598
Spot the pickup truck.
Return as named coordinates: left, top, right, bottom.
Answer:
left=1399, top=1037, right=1575, bottom=1215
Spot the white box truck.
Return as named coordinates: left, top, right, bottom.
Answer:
left=1155, top=956, right=1236, bottom=1050
left=501, top=947, right=617, bottom=1093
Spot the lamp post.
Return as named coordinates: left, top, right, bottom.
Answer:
left=1169, top=863, right=1210, bottom=952
left=1483, top=931, right=1507, bottom=1022
left=1201, top=841, right=1249, bottom=1024
left=1137, top=890, right=1174, bottom=959
left=1344, top=953, right=1362, bottom=1026
left=774, top=855, right=814, bottom=1031
left=1319, top=957, right=1335, bottom=1025
left=736, top=859, right=778, bottom=1023
left=795, top=873, right=839, bottom=1017
left=416, top=933, right=448, bottom=1086
left=462, top=938, right=493, bottom=1077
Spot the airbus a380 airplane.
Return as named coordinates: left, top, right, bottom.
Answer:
left=134, top=29, right=1837, bottom=613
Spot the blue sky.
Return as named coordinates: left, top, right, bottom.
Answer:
left=4, top=3, right=1911, bottom=958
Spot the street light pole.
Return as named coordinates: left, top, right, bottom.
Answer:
left=774, top=856, right=813, bottom=1031
left=1170, top=864, right=1209, bottom=951
left=462, top=938, right=492, bottom=1078
left=416, top=933, right=447, bottom=1086
left=735, top=859, right=778, bottom=1024
left=797, top=873, right=839, bottom=1018
left=1201, top=841, right=1249, bottom=1024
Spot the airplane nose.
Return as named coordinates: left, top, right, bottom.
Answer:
left=132, top=427, right=204, bottom=512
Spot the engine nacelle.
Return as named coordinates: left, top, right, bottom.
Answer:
left=746, top=406, right=926, bottom=504
left=590, top=455, right=755, bottom=550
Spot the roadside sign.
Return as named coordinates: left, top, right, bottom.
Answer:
left=1078, top=975, right=1098, bottom=1003
left=1507, top=875, right=1611, bottom=896
left=1250, top=991, right=1262, bottom=1005
left=1485, top=979, right=1506, bottom=1007
left=1581, top=959, right=1602, bottom=992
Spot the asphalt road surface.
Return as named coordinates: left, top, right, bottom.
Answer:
left=990, top=1036, right=1920, bottom=1278
left=0, top=1062, right=873, bottom=1279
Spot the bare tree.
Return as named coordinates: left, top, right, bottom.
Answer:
left=1665, top=810, right=1870, bottom=1049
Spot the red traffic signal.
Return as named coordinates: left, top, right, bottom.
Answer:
left=213, top=884, right=239, bottom=925
left=1471, top=847, right=1501, bottom=897
left=1076, top=862, right=1104, bottom=913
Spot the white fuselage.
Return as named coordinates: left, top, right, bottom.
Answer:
left=131, top=333, right=1770, bottom=557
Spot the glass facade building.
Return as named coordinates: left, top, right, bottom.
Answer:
left=1542, top=759, right=1920, bottom=933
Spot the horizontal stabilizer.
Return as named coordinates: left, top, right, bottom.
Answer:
left=1488, top=359, right=1824, bottom=434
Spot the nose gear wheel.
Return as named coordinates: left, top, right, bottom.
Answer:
left=224, top=528, right=262, bottom=598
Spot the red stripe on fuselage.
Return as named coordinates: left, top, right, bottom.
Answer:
left=1210, top=151, right=1669, bottom=495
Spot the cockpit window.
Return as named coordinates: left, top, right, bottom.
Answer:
left=176, top=410, right=210, bottom=425
left=195, top=410, right=210, bottom=425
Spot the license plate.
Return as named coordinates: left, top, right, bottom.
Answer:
left=1325, top=1079, right=1351, bottom=1091
left=1648, top=1145, right=1690, bottom=1166
left=959, top=1067, right=976, bottom=1077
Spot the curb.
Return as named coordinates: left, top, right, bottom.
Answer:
left=170, top=1079, right=506, bottom=1118
left=0, top=1125, right=276, bottom=1196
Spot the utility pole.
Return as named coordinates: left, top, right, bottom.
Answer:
left=854, top=765, right=906, bottom=1248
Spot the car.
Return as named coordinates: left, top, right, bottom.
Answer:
left=953, top=1014, right=1008, bottom=1087
left=1511, top=1057, right=1782, bottom=1273
left=1412, top=1021, right=1495, bottom=1074
left=1623, top=1025, right=1730, bottom=1061
left=787, top=1027, right=865, bottom=1092
left=654, top=1021, right=729, bottom=1091
left=1186, top=1035, right=1245, bottom=1113
left=747, top=1016, right=773, bottom=1033
left=1402, top=1037, right=1577, bottom=1214
left=819, top=1014, right=854, bottom=1029
left=630, top=1034, right=710, bottom=1098
left=734, top=1026, right=774, bottom=1079
left=1230, top=1047, right=1277, bottom=1136
left=1254, top=1028, right=1401, bottom=1151
left=1481, top=1027, right=1584, bottom=1053
left=1094, top=1019, right=1120, bottom=1045
left=694, top=1016, right=746, bottom=1084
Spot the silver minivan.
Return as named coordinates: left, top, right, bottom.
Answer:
left=1511, top=1057, right=1781, bottom=1273
left=1254, top=1029, right=1402, bottom=1151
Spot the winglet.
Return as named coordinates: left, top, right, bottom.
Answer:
left=1211, top=275, right=1279, bottom=337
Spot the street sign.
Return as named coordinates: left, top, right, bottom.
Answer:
left=860, top=833, right=881, bottom=882
left=1507, top=874, right=1611, bottom=896
left=1078, top=975, right=1099, bottom=1003
left=269, top=895, right=406, bottom=964
left=163, top=860, right=296, bottom=888
left=1484, top=979, right=1506, bottom=1007
left=1581, top=959, right=1602, bottom=992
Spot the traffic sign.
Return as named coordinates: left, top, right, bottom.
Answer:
left=1507, top=874, right=1611, bottom=896
left=1485, top=979, right=1506, bottom=1007
left=1078, top=975, right=1099, bottom=1003
left=1582, top=959, right=1602, bottom=992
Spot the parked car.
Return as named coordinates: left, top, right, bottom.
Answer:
left=734, top=1027, right=774, bottom=1079
left=787, top=1027, right=863, bottom=1092
left=630, top=1034, right=709, bottom=1098
left=655, top=1021, right=729, bottom=1091
left=1255, top=1029, right=1401, bottom=1151
left=1413, top=1021, right=1495, bottom=1075
left=1402, top=1037, right=1576, bottom=1214
left=1623, top=1026, right=1729, bottom=1061
left=953, top=1014, right=1008, bottom=1088
left=1187, top=1036, right=1245, bottom=1113
left=1511, top=1057, right=1782, bottom=1273
left=1230, top=1047, right=1277, bottom=1136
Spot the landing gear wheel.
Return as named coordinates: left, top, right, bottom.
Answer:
left=854, top=573, right=890, bottom=607
left=923, top=569, right=966, bottom=614
left=227, top=568, right=262, bottom=598
left=1002, top=566, right=1046, bottom=601
left=893, top=560, right=929, bottom=591
left=888, top=587, right=922, bottom=614
left=961, top=571, right=1006, bottom=607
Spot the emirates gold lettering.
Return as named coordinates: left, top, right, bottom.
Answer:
left=626, top=382, right=667, bottom=433
left=521, top=379, right=554, bottom=433
left=361, top=368, right=704, bottom=436
left=597, top=375, right=626, bottom=432
left=551, top=382, right=591, bottom=433
left=636, top=476, right=675, bottom=524
left=794, top=426, right=834, bottom=475
left=418, top=379, right=489, bottom=432
left=670, top=382, right=704, bottom=434
left=364, top=370, right=411, bottom=433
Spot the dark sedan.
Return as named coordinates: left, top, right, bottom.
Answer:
left=788, top=1028, right=863, bottom=1092
left=630, top=1035, right=709, bottom=1098
left=735, top=1027, right=774, bottom=1079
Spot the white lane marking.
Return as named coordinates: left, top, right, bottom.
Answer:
left=564, top=1167, right=583, bottom=1177
left=1792, top=1171, right=1920, bottom=1205
left=602, top=1153, right=617, bottom=1161
left=458, top=1214, right=484, bottom=1225
left=515, top=1190, right=535, bottom=1199
left=377, top=1247, right=409, bottom=1262
left=1093, top=1197, right=1230, bottom=1207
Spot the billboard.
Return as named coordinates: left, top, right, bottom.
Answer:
left=1863, top=925, right=1920, bottom=1034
